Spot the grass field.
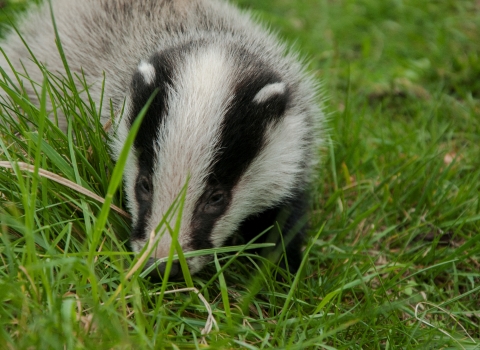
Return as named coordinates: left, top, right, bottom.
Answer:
left=1, top=0, right=479, bottom=348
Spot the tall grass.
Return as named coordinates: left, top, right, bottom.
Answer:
left=1, top=0, right=480, bottom=348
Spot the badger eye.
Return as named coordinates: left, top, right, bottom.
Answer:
left=203, top=190, right=227, bottom=215
left=141, top=178, right=151, bottom=192
left=137, top=175, right=152, bottom=197
left=208, top=192, right=224, bottom=206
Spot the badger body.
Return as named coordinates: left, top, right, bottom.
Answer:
left=0, top=0, right=322, bottom=277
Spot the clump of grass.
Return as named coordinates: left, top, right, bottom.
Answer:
left=1, top=0, right=480, bottom=349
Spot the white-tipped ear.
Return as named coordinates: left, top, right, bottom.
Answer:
left=253, top=82, right=286, bottom=104
left=138, top=61, right=156, bottom=85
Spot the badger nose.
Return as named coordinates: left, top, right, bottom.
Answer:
left=145, top=258, right=181, bottom=282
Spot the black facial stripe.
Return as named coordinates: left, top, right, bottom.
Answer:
left=189, top=189, right=231, bottom=251
left=210, top=63, right=289, bottom=189
left=131, top=200, right=152, bottom=241
left=127, top=49, right=178, bottom=240
left=128, top=51, right=178, bottom=174
left=130, top=168, right=153, bottom=241
left=189, top=213, right=217, bottom=252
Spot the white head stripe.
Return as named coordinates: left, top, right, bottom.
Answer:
left=149, top=48, right=234, bottom=261
left=253, top=82, right=286, bottom=103
left=138, top=61, right=156, bottom=85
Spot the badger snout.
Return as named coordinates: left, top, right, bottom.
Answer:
left=144, top=258, right=181, bottom=282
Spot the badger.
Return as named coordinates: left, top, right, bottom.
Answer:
left=0, top=0, right=323, bottom=279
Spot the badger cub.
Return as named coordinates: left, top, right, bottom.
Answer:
left=0, top=0, right=323, bottom=278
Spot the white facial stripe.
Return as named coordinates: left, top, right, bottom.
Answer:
left=210, top=109, right=310, bottom=247
left=148, top=47, right=235, bottom=259
left=253, top=82, right=286, bottom=103
left=138, top=61, right=156, bottom=85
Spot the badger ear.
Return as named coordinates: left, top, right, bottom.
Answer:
left=253, top=82, right=288, bottom=117
left=137, top=61, right=156, bottom=85
left=253, top=82, right=287, bottom=104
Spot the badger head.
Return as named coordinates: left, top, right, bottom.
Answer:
left=111, top=41, right=316, bottom=279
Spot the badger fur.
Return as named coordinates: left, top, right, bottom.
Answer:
left=0, top=0, right=322, bottom=278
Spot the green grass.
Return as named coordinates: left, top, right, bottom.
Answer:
left=1, top=0, right=480, bottom=348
